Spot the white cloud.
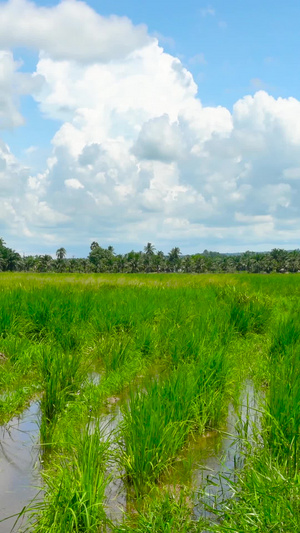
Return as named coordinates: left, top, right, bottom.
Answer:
left=0, top=3, right=300, bottom=252
left=200, top=6, right=215, bottom=17
left=0, top=50, right=43, bottom=129
left=189, top=53, right=206, bottom=65
left=24, top=145, right=38, bottom=155
left=65, top=178, right=84, bottom=189
left=133, top=115, right=184, bottom=162
left=283, top=167, right=300, bottom=180
left=0, top=0, right=150, bottom=63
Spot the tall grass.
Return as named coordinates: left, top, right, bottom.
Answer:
left=201, top=311, right=300, bottom=533
left=114, top=488, right=204, bottom=533
left=216, top=286, right=272, bottom=336
left=120, top=344, right=232, bottom=493
left=38, top=346, right=87, bottom=443
left=0, top=272, right=298, bottom=531
left=24, top=422, right=110, bottom=533
left=267, top=316, right=300, bottom=468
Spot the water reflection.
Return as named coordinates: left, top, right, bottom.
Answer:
left=0, top=382, right=262, bottom=529
left=0, top=402, right=40, bottom=532
left=193, top=381, right=262, bottom=518
left=100, top=405, right=126, bottom=523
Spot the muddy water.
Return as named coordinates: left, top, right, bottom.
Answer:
left=100, top=381, right=262, bottom=523
left=0, top=383, right=261, bottom=529
left=0, top=402, right=40, bottom=532
left=100, top=404, right=126, bottom=523
left=193, top=381, right=261, bottom=517
left=149, top=381, right=261, bottom=520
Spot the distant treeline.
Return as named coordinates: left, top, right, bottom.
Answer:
left=1, top=238, right=300, bottom=274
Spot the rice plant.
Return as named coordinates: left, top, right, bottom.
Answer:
left=0, top=272, right=298, bottom=532
left=23, top=422, right=111, bottom=532
left=120, top=345, right=232, bottom=493
left=38, top=346, right=87, bottom=443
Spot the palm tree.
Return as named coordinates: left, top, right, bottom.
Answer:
left=182, top=255, right=192, bottom=273
left=37, top=255, right=54, bottom=272
left=153, top=250, right=165, bottom=272
left=144, top=242, right=156, bottom=272
left=168, top=247, right=181, bottom=272
left=56, top=248, right=66, bottom=261
left=144, top=242, right=155, bottom=255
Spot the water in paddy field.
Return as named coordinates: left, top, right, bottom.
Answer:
left=101, top=381, right=262, bottom=523
left=100, top=402, right=126, bottom=523
left=158, top=381, right=262, bottom=520
left=193, top=381, right=262, bottom=518
left=0, top=382, right=262, bottom=529
left=0, top=402, right=40, bottom=533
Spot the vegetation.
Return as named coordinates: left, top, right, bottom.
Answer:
left=0, top=272, right=299, bottom=532
left=1, top=236, right=300, bottom=273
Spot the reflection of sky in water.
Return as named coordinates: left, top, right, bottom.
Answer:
left=0, top=402, right=40, bottom=533
left=0, top=382, right=262, bottom=529
left=100, top=405, right=126, bottom=523
left=193, top=381, right=262, bottom=519
left=101, top=381, right=263, bottom=524
left=97, top=381, right=263, bottom=524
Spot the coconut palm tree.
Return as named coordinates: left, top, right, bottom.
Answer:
left=56, top=248, right=66, bottom=261
left=144, top=242, right=156, bottom=272
left=168, top=247, right=181, bottom=272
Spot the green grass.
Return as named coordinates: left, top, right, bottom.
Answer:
left=23, top=422, right=110, bottom=533
left=0, top=272, right=298, bottom=531
left=120, top=341, right=233, bottom=493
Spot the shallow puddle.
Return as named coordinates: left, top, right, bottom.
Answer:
left=0, top=402, right=40, bottom=532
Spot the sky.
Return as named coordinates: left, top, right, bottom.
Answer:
left=1, top=0, right=300, bottom=257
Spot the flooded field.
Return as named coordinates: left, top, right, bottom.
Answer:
left=0, top=403, right=40, bottom=532
left=0, top=381, right=262, bottom=529
left=0, top=273, right=299, bottom=532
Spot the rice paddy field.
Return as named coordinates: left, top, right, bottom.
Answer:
left=0, top=272, right=299, bottom=532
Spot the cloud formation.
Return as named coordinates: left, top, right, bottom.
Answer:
left=0, top=50, right=43, bottom=129
left=0, top=0, right=150, bottom=63
left=0, top=0, right=300, bottom=252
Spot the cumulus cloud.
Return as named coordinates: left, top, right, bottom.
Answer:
left=0, top=140, right=68, bottom=241
left=0, top=50, right=43, bottom=129
left=133, top=115, right=184, bottom=162
left=65, top=178, right=84, bottom=189
left=0, top=2, right=300, bottom=251
left=0, top=0, right=150, bottom=63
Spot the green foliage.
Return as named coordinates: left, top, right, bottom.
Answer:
left=208, top=452, right=300, bottom=532
left=217, top=286, right=272, bottom=335
left=267, top=316, right=300, bottom=467
left=38, top=346, right=87, bottom=443
left=115, top=489, right=204, bottom=532
left=24, top=423, right=110, bottom=532
left=2, top=234, right=300, bottom=273
left=0, top=272, right=299, bottom=532
left=120, top=345, right=232, bottom=492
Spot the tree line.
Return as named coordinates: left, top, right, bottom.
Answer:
left=1, top=238, right=300, bottom=274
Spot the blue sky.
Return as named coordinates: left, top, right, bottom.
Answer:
left=0, top=0, right=300, bottom=256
